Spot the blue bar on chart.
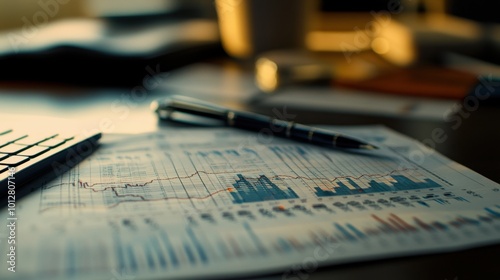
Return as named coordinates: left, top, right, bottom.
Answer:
left=126, top=245, right=138, bottom=272
left=485, top=207, right=500, bottom=218
left=151, top=237, right=167, bottom=269
left=66, top=242, right=76, bottom=277
left=243, top=222, right=268, bottom=256
left=346, top=223, right=367, bottom=239
left=417, top=201, right=430, bottom=207
left=114, top=234, right=126, bottom=272
left=230, top=174, right=299, bottom=204
left=144, top=242, right=156, bottom=270
left=324, top=213, right=471, bottom=241
left=186, top=227, right=209, bottom=264
left=183, top=243, right=196, bottom=265
left=334, top=223, right=357, bottom=241
left=277, top=238, right=293, bottom=252
left=159, top=230, right=179, bottom=267
left=315, top=175, right=441, bottom=197
left=431, top=221, right=449, bottom=231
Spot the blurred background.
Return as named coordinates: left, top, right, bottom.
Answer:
left=1, top=0, right=499, bottom=90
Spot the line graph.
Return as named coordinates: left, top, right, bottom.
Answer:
left=37, top=142, right=447, bottom=214
left=9, top=128, right=500, bottom=280
left=41, top=168, right=431, bottom=211
left=44, top=166, right=419, bottom=193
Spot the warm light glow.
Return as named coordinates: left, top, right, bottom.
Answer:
left=255, top=57, right=279, bottom=93
left=375, top=21, right=416, bottom=66
left=215, top=0, right=252, bottom=58
left=307, top=31, right=371, bottom=52
left=371, top=37, right=390, bottom=55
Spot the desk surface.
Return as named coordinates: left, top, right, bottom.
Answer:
left=0, top=60, right=499, bottom=280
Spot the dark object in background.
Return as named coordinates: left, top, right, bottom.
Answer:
left=448, top=0, right=500, bottom=23
left=334, top=66, right=479, bottom=100
left=0, top=18, right=222, bottom=88
left=465, top=77, right=500, bottom=107
left=320, top=0, right=500, bottom=23
left=320, top=0, right=388, bottom=12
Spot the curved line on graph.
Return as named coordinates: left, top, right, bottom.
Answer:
left=106, top=188, right=230, bottom=209
left=44, top=168, right=418, bottom=193
left=106, top=168, right=415, bottom=191
left=39, top=168, right=420, bottom=212
left=42, top=169, right=259, bottom=190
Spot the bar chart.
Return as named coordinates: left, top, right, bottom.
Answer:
left=3, top=127, right=500, bottom=280
left=38, top=142, right=452, bottom=214
left=230, top=174, right=299, bottom=203
left=314, top=175, right=441, bottom=197
left=12, top=204, right=500, bottom=279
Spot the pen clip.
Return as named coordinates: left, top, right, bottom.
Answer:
left=151, top=96, right=227, bottom=126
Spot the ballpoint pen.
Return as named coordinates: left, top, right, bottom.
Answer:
left=151, top=95, right=378, bottom=150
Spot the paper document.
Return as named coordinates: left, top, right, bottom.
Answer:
left=1, top=126, right=500, bottom=279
